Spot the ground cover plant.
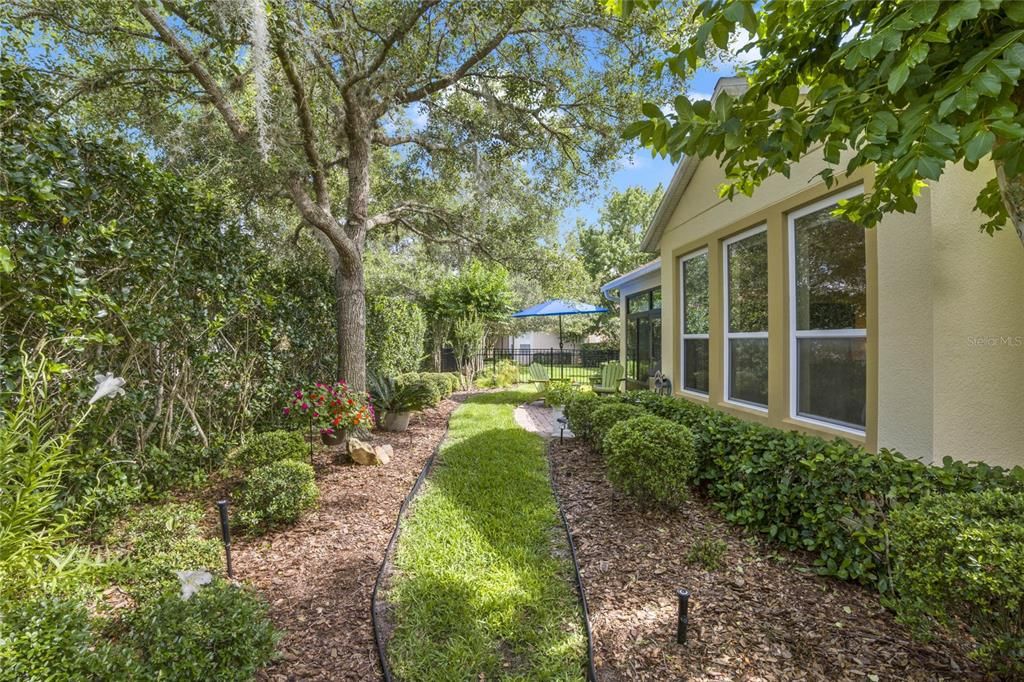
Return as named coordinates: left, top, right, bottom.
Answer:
left=384, top=390, right=587, bottom=680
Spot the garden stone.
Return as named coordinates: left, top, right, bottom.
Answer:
left=374, top=444, right=393, bottom=465
left=348, top=438, right=376, bottom=465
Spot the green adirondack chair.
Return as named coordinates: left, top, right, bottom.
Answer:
left=528, top=362, right=550, bottom=390
left=592, top=361, right=625, bottom=395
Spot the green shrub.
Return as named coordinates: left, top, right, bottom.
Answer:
left=138, top=444, right=212, bottom=496
left=236, top=460, right=318, bottom=532
left=396, top=372, right=441, bottom=407
left=889, top=489, right=1024, bottom=675
left=474, top=360, right=519, bottom=388
left=543, top=379, right=585, bottom=407
left=366, top=295, right=427, bottom=376
left=603, top=415, right=696, bottom=507
left=127, top=580, right=277, bottom=681
left=232, top=430, right=307, bottom=472
left=588, top=401, right=645, bottom=451
left=104, top=502, right=223, bottom=602
left=562, top=391, right=601, bottom=440
left=0, top=596, right=140, bottom=680
left=444, top=372, right=464, bottom=393
left=420, top=372, right=454, bottom=401
left=686, top=538, right=729, bottom=571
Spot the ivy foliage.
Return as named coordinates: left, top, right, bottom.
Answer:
left=617, top=0, right=1024, bottom=234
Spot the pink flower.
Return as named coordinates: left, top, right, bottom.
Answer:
left=301, top=402, right=309, bottom=409
left=283, top=407, right=291, bottom=415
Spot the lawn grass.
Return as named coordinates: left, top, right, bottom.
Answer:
left=385, top=389, right=587, bottom=681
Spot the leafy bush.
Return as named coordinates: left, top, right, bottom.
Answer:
left=543, top=379, right=586, bottom=407
left=0, top=596, right=140, bottom=680
left=104, top=502, right=223, bottom=602
left=686, top=538, right=728, bottom=571
left=419, top=372, right=455, bottom=402
left=588, top=401, right=645, bottom=452
left=890, top=489, right=1024, bottom=674
left=443, top=372, right=464, bottom=393
left=366, top=295, right=427, bottom=377
left=236, top=460, right=318, bottom=532
left=232, top=430, right=307, bottom=472
left=603, top=415, right=696, bottom=507
left=602, top=392, right=1024, bottom=588
left=562, top=391, right=601, bottom=440
left=474, top=360, right=519, bottom=388
left=138, top=444, right=213, bottom=495
left=127, top=580, right=278, bottom=682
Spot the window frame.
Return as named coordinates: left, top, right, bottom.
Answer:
left=787, top=186, right=867, bottom=436
left=624, top=285, right=662, bottom=382
left=722, top=224, right=770, bottom=412
left=679, top=248, right=709, bottom=397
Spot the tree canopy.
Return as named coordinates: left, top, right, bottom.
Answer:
left=615, top=0, right=1024, bottom=246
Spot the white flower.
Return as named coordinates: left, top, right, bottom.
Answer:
left=89, top=373, right=126, bottom=404
left=175, top=570, right=213, bottom=601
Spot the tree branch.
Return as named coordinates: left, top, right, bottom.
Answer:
left=275, top=41, right=330, bottom=209
left=397, top=13, right=526, bottom=105
left=344, top=0, right=442, bottom=93
left=286, top=176, right=358, bottom=263
left=137, top=4, right=249, bottom=143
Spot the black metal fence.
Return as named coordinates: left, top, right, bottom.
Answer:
left=479, top=347, right=619, bottom=382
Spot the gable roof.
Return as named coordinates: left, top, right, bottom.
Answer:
left=639, top=76, right=749, bottom=253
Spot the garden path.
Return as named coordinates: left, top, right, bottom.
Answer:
left=513, top=400, right=573, bottom=439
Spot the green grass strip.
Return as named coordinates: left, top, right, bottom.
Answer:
left=385, top=389, right=587, bottom=682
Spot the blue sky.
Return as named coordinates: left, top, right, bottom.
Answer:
left=559, top=65, right=732, bottom=235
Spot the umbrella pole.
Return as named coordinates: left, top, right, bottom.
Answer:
left=559, top=315, right=564, bottom=380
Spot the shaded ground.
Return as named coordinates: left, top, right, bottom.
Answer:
left=235, top=397, right=460, bottom=682
left=549, top=438, right=983, bottom=682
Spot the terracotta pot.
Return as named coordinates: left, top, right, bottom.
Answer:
left=382, top=411, right=412, bottom=432
left=320, top=430, right=348, bottom=446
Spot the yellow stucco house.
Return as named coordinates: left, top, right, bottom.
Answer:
left=601, top=77, right=1024, bottom=469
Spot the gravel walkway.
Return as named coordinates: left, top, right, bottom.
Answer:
left=548, top=438, right=983, bottom=682
left=235, top=398, right=460, bottom=682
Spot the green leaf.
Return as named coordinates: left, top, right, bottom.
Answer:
left=964, top=130, right=996, bottom=162
left=974, top=70, right=1003, bottom=97
left=0, top=246, right=13, bottom=274
left=916, top=154, right=942, bottom=180
left=887, top=63, right=910, bottom=93
left=622, top=120, right=650, bottom=139
left=1005, top=0, right=1024, bottom=22
left=641, top=101, right=664, bottom=118
left=776, top=84, right=799, bottom=107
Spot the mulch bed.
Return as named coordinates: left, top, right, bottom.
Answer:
left=233, top=397, right=461, bottom=682
left=549, top=439, right=984, bottom=682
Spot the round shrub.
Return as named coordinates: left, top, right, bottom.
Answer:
left=0, top=596, right=140, bottom=680
left=889, top=489, right=1024, bottom=675
left=562, top=391, right=600, bottom=439
left=420, top=373, right=453, bottom=400
left=236, top=460, right=318, bottom=532
left=232, top=430, right=306, bottom=472
left=588, top=401, right=646, bottom=450
left=603, top=415, right=696, bottom=507
left=127, top=580, right=277, bottom=681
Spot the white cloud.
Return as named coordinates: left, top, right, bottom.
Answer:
left=686, top=90, right=713, bottom=102
left=728, top=27, right=761, bottom=65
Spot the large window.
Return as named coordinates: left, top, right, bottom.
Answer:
left=625, top=287, right=661, bottom=382
left=789, top=188, right=867, bottom=432
left=724, top=226, right=769, bottom=409
left=679, top=250, right=709, bottom=394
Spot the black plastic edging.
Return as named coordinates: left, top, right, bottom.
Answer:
left=371, top=425, right=447, bottom=682
left=550, top=442, right=599, bottom=682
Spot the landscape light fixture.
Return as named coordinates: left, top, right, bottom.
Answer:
left=217, top=499, right=234, bottom=578
left=676, top=588, right=690, bottom=644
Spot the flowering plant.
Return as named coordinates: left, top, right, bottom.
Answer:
left=284, top=381, right=374, bottom=436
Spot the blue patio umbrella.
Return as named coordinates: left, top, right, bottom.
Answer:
left=511, top=299, right=609, bottom=351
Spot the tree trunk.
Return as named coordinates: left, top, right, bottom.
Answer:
left=334, top=260, right=366, bottom=390
left=995, top=159, right=1024, bottom=247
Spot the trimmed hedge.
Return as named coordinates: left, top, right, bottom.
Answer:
left=236, top=460, right=318, bottom=532
left=588, top=402, right=646, bottom=452
left=569, top=389, right=1024, bottom=673
left=890, top=489, right=1024, bottom=675
left=603, top=415, right=696, bottom=507
left=366, top=295, right=427, bottom=377
left=563, top=391, right=600, bottom=440
left=232, top=430, right=307, bottom=472
left=396, top=371, right=458, bottom=408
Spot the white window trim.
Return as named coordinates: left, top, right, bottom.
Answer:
left=679, top=248, right=709, bottom=397
left=723, top=224, right=769, bottom=413
left=787, top=185, right=867, bottom=436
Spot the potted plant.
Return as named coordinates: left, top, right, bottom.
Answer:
left=284, top=381, right=374, bottom=446
left=368, top=373, right=433, bottom=432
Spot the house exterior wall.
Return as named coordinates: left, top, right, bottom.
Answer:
left=511, top=330, right=574, bottom=351
left=646, top=152, right=1024, bottom=468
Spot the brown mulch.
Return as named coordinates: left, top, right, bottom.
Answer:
left=233, top=397, right=461, bottom=682
left=549, top=439, right=985, bottom=682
